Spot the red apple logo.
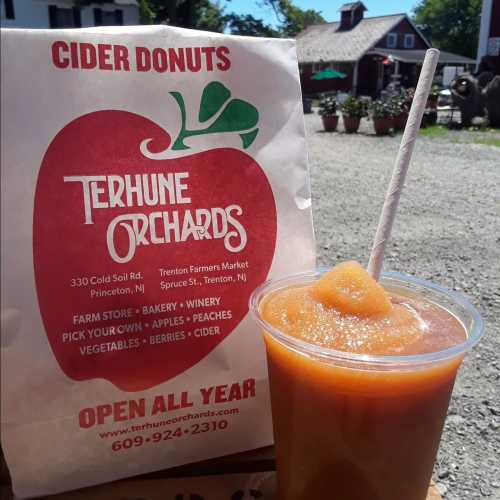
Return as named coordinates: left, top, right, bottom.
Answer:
left=33, top=84, right=276, bottom=391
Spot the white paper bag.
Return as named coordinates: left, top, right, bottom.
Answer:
left=0, top=25, right=315, bottom=498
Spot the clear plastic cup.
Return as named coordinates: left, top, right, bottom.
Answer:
left=250, top=270, right=484, bottom=500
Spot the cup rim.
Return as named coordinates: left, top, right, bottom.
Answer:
left=249, top=269, right=484, bottom=368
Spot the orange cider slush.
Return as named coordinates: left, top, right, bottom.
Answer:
left=251, top=262, right=483, bottom=500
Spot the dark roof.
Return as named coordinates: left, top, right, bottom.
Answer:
left=367, top=48, right=475, bottom=64
left=297, top=14, right=406, bottom=63
left=339, top=2, right=367, bottom=12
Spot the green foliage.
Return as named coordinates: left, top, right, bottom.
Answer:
left=263, top=0, right=325, bottom=38
left=419, top=125, right=449, bottom=137
left=137, top=0, right=324, bottom=38
left=473, top=137, right=500, bottom=147
left=429, top=84, right=440, bottom=99
left=318, top=96, right=338, bottom=117
left=389, top=90, right=415, bottom=116
left=139, top=0, right=154, bottom=24
left=401, top=88, right=415, bottom=111
left=413, top=0, right=482, bottom=58
left=224, top=14, right=280, bottom=37
left=196, top=0, right=226, bottom=32
left=370, top=99, right=398, bottom=119
left=389, top=94, right=405, bottom=114
left=224, top=0, right=324, bottom=37
left=341, top=96, right=368, bottom=119
left=147, top=0, right=225, bottom=31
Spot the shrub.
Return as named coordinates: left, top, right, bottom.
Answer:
left=429, top=84, right=440, bottom=100
left=318, top=96, right=338, bottom=117
left=371, top=99, right=398, bottom=119
left=390, top=93, right=407, bottom=115
left=341, top=96, right=368, bottom=118
left=401, top=88, right=414, bottom=111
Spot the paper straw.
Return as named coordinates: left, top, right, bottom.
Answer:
left=367, top=48, right=440, bottom=280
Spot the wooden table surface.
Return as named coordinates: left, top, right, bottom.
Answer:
left=1, top=446, right=442, bottom=499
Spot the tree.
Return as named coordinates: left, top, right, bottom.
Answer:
left=196, top=0, right=226, bottom=31
left=224, top=13, right=279, bottom=37
left=135, top=0, right=324, bottom=38
left=147, top=0, right=225, bottom=31
left=263, top=0, right=324, bottom=37
left=139, top=0, right=155, bottom=24
left=413, top=0, right=482, bottom=58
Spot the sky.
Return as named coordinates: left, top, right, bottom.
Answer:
left=224, top=0, right=419, bottom=26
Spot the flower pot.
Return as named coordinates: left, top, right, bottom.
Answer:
left=373, top=117, right=393, bottom=135
left=394, top=112, right=408, bottom=131
left=322, top=115, right=339, bottom=132
left=343, top=116, right=361, bottom=133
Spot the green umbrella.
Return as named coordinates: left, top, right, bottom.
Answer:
left=311, top=68, right=347, bottom=80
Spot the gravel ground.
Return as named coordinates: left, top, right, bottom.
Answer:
left=305, top=112, right=500, bottom=499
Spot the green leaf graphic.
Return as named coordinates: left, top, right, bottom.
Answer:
left=170, top=81, right=260, bottom=151
left=169, top=91, right=190, bottom=150
left=198, top=82, right=231, bottom=123
left=240, top=128, right=259, bottom=149
left=204, top=100, right=259, bottom=134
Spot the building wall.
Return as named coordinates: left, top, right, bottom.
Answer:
left=374, top=18, right=429, bottom=50
left=0, top=0, right=139, bottom=28
left=357, top=55, right=379, bottom=95
left=1, top=0, right=50, bottom=28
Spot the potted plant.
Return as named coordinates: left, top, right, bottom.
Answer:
left=402, top=87, right=414, bottom=108
left=318, top=96, right=339, bottom=131
left=340, top=96, right=367, bottom=133
left=392, top=92, right=409, bottom=131
left=370, top=99, right=396, bottom=135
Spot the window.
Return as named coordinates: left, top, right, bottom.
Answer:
left=48, top=6, right=81, bottom=28
left=94, top=8, right=123, bottom=26
left=404, top=34, right=415, bottom=49
left=53, top=8, right=73, bottom=27
left=387, top=32, right=397, bottom=48
left=3, top=0, right=15, bottom=19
